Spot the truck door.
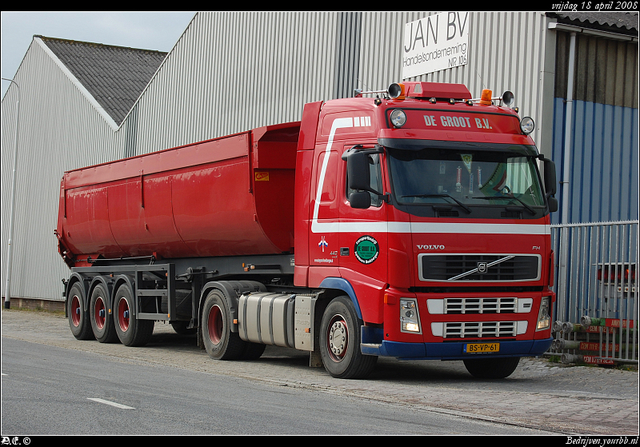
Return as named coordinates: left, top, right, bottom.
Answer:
left=338, top=145, right=388, bottom=286
left=309, top=148, right=340, bottom=270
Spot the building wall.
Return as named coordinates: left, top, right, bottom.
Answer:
left=0, top=11, right=574, bottom=301
left=128, top=12, right=343, bottom=157
left=1, top=39, right=124, bottom=300
left=357, top=11, right=554, bottom=149
left=126, top=11, right=555, bottom=157
left=551, top=31, right=638, bottom=224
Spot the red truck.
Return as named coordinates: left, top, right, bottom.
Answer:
left=56, top=81, right=558, bottom=379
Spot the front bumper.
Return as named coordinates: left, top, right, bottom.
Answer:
left=361, top=337, right=553, bottom=360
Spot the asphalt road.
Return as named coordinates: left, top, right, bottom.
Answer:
left=1, top=309, right=638, bottom=436
left=2, top=337, right=549, bottom=435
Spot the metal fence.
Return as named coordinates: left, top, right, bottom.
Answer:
left=550, top=220, right=638, bottom=364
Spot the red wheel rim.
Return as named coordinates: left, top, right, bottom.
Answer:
left=326, top=315, right=349, bottom=362
left=207, top=305, right=223, bottom=345
left=117, top=297, right=130, bottom=332
left=94, top=296, right=106, bottom=329
left=71, top=295, right=81, bottom=327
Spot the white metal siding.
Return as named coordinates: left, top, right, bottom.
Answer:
left=131, top=11, right=341, bottom=156
left=1, top=39, right=124, bottom=300
left=358, top=11, right=552, bottom=146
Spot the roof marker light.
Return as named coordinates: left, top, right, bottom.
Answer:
left=480, top=89, right=492, bottom=105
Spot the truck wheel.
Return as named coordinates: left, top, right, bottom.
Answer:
left=67, top=282, right=94, bottom=340
left=463, top=357, right=520, bottom=379
left=201, top=289, right=247, bottom=360
left=90, top=283, right=118, bottom=343
left=113, top=283, right=154, bottom=347
left=319, top=296, right=377, bottom=379
left=241, top=342, right=266, bottom=360
left=170, top=321, right=196, bottom=336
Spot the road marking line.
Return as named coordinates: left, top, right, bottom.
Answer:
left=87, top=398, right=135, bottom=410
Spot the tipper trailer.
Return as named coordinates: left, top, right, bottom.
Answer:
left=56, top=82, right=558, bottom=379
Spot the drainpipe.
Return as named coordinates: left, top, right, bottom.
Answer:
left=2, top=78, right=20, bottom=309
left=562, top=31, right=576, bottom=225
left=558, top=32, right=576, bottom=322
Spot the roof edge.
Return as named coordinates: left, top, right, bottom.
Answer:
left=36, top=35, right=169, bottom=56
left=114, top=12, right=196, bottom=127
left=546, top=12, right=638, bottom=37
left=35, top=36, right=120, bottom=130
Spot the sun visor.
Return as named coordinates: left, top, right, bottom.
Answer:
left=378, top=138, right=538, bottom=155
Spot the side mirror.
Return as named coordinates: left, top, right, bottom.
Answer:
left=540, top=156, right=558, bottom=212
left=349, top=191, right=371, bottom=209
left=542, top=157, right=557, bottom=196
left=344, top=147, right=384, bottom=209
left=346, top=151, right=371, bottom=192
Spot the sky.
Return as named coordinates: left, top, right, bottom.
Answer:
left=1, top=11, right=196, bottom=97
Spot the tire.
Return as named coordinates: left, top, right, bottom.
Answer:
left=67, top=282, right=94, bottom=340
left=171, top=321, right=196, bottom=336
left=89, top=282, right=118, bottom=343
left=241, top=342, right=266, bottom=360
left=463, top=357, right=520, bottom=379
left=201, top=289, right=247, bottom=360
left=113, top=283, right=154, bottom=347
left=319, top=296, right=377, bottom=379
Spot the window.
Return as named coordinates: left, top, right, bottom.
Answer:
left=387, top=146, right=546, bottom=217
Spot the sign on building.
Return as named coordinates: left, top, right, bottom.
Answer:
left=402, top=12, right=469, bottom=79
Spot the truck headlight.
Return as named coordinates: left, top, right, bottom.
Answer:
left=536, top=296, right=551, bottom=331
left=390, top=109, right=407, bottom=128
left=520, top=116, right=535, bottom=135
left=400, top=298, right=421, bottom=333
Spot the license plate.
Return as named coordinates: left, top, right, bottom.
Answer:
left=464, top=342, right=500, bottom=353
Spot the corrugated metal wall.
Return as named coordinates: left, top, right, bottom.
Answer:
left=551, top=31, right=638, bottom=224
left=1, top=38, right=124, bottom=301
left=358, top=11, right=553, bottom=148
left=128, top=11, right=554, bottom=157
left=130, top=11, right=342, bottom=156
left=0, top=11, right=583, bottom=301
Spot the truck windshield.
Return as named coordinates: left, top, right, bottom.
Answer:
left=387, top=145, right=546, bottom=218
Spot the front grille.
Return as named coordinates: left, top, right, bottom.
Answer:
left=445, top=297, right=517, bottom=314
left=420, top=254, right=540, bottom=282
left=443, top=321, right=517, bottom=338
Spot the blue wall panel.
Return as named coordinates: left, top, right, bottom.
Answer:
left=551, top=97, right=638, bottom=224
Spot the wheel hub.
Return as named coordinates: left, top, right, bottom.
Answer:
left=71, top=296, right=81, bottom=327
left=94, top=298, right=106, bottom=329
left=328, top=320, right=348, bottom=358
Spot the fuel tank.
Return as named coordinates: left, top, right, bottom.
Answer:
left=56, top=122, right=300, bottom=266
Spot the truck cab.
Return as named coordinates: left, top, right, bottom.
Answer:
left=294, top=82, right=557, bottom=377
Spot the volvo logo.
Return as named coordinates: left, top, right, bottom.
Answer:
left=447, top=255, right=515, bottom=281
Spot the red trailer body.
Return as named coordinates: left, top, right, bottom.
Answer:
left=57, top=82, right=558, bottom=379
left=57, top=123, right=299, bottom=265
